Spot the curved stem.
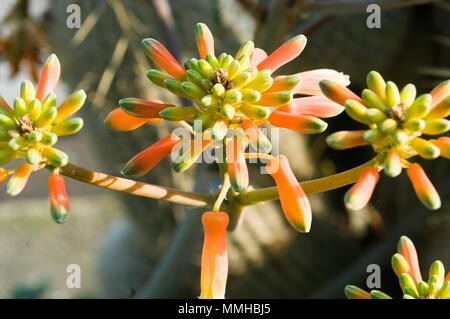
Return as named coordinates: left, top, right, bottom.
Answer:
left=58, top=158, right=379, bottom=209
left=213, top=173, right=230, bottom=212
left=239, top=158, right=379, bottom=206
left=59, top=163, right=214, bottom=207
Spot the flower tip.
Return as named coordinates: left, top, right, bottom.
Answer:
left=407, top=163, right=441, bottom=210
left=344, top=167, right=379, bottom=211
left=51, top=205, right=70, bottom=224
left=6, top=163, right=33, bottom=196
left=141, top=38, right=156, bottom=49
left=49, top=174, right=70, bottom=224
left=200, top=211, right=229, bottom=299
left=120, top=163, right=140, bottom=178
left=257, top=34, right=307, bottom=72
left=46, top=53, right=60, bottom=67
left=344, top=285, right=371, bottom=299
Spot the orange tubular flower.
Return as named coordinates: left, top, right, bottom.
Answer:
left=346, top=236, right=449, bottom=299
left=344, top=167, right=379, bottom=211
left=266, top=155, right=311, bottom=233
left=35, top=54, right=60, bottom=101
left=195, top=23, right=215, bottom=59
left=104, top=108, right=160, bottom=131
left=320, top=79, right=363, bottom=105
left=280, top=96, right=344, bottom=118
left=48, top=174, right=70, bottom=224
left=397, top=236, right=422, bottom=283
left=121, top=134, right=181, bottom=178
left=269, top=111, right=328, bottom=134
left=141, top=38, right=185, bottom=80
left=0, top=168, right=7, bottom=184
left=200, top=211, right=229, bottom=299
left=407, top=163, right=441, bottom=210
left=226, top=135, right=249, bottom=192
left=257, top=35, right=307, bottom=72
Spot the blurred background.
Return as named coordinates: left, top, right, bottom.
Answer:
left=0, top=0, right=448, bottom=298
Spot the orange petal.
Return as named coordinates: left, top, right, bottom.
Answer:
left=344, top=167, right=379, bottom=210
left=104, top=108, right=159, bottom=131
left=397, top=236, right=423, bottom=284
left=119, top=97, right=172, bottom=118
left=344, top=285, right=371, bottom=299
left=249, top=48, right=268, bottom=68
left=319, top=79, right=363, bottom=105
left=445, top=271, right=450, bottom=282
left=121, top=134, right=181, bottom=177
left=226, top=136, right=249, bottom=192
left=195, top=23, right=215, bottom=59
left=257, top=35, right=307, bottom=72
left=430, top=80, right=450, bottom=108
left=142, top=38, right=186, bottom=80
left=326, top=130, right=367, bottom=150
left=36, top=54, right=60, bottom=101
left=0, top=167, right=7, bottom=184
left=295, top=69, right=350, bottom=96
left=431, top=137, right=450, bottom=159
left=266, top=155, right=312, bottom=232
left=280, top=96, right=345, bottom=118
left=269, top=111, right=328, bottom=134
left=266, top=75, right=301, bottom=93
left=200, top=211, right=229, bottom=299
left=407, top=163, right=441, bottom=210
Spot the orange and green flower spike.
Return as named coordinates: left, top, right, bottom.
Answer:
left=0, top=54, right=85, bottom=207
left=266, top=155, right=312, bottom=233
left=48, top=173, right=70, bottom=224
left=345, top=236, right=449, bottom=299
left=200, top=211, right=229, bottom=299
left=323, top=71, right=450, bottom=210
left=110, top=22, right=348, bottom=194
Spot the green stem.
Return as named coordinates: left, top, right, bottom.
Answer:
left=239, top=158, right=379, bottom=206
left=59, top=163, right=214, bottom=207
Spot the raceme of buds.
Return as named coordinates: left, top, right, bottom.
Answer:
left=345, top=236, right=449, bottom=299
left=0, top=54, right=85, bottom=223
left=107, top=23, right=348, bottom=192
left=266, top=155, right=312, bottom=233
left=323, top=72, right=449, bottom=210
left=200, top=211, right=229, bottom=299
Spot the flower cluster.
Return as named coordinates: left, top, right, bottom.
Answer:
left=0, top=54, right=86, bottom=223
left=322, top=72, right=450, bottom=211
left=345, top=236, right=450, bottom=299
left=105, top=23, right=351, bottom=298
